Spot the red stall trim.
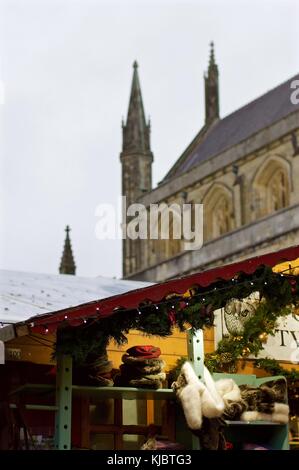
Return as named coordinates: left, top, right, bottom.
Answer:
left=24, top=244, right=299, bottom=335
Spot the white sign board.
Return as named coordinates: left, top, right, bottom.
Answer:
left=214, top=309, right=299, bottom=364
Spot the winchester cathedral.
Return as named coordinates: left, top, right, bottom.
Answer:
left=59, top=46, right=299, bottom=280
left=119, top=44, right=299, bottom=282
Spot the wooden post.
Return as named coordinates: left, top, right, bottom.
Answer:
left=146, top=400, right=155, bottom=425
left=80, top=398, right=90, bottom=449
left=54, top=354, right=72, bottom=450
left=114, top=399, right=123, bottom=450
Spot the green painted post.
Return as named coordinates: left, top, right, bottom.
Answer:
left=187, top=328, right=204, bottom=380
left=54, top=354, right=72, bottom=450
left=187, top=328, right=204, bottom=450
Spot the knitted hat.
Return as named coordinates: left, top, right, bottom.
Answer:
left=122, top=355, right=164, bottom=366
left=120, top=361, right=165, bottom=377
left=126, top=345, right=161, bottom=358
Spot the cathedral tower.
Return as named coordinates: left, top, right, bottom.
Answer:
left=120, top=61, right=153, bottom=277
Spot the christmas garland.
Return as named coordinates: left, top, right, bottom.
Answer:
left=254, top=358, right=299, bottom=384
left=54, top=266, right=299, bottom=367
left=205, top=271, right=299, bottom=375
left=55, top=299, right=215, bottom=364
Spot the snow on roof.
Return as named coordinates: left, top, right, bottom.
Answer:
left=0, top=270, right=152, bottom=324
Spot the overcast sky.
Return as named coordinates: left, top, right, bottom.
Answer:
left=1, top=0, right=298, bottom=279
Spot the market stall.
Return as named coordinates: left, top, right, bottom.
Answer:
left=1, top=245, right=299, bottom=450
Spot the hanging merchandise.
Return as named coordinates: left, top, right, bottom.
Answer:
left=171, top=362, right=226, bottom=429
left=172, top=362, right=290, bottom=449
left=223, top=291, right=259, bottom=335
left=114, top=345, right=166, bottom=389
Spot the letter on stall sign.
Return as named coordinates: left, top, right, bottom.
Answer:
left=276, top=329, right=290, bottom=347
left=290, top=331, right=299, bottom=348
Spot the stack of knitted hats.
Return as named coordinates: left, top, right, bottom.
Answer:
left=114, top=345, right=166, bottom=389
left=73, top=351, right=114, bottom=386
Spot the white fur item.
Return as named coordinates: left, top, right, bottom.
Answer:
left=241, top=402, right=289, bottom=424
left=175, top=362, right=206, bottom=430
left=215, top=378, right=242, bottom=405
left=201, top=365, right=225, bottom=418
left=175, top=362, right=225, bottom=429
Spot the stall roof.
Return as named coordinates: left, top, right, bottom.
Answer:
left=0, top=270, right=151, bottom=324
left=20, top=244, right=299, bottom=335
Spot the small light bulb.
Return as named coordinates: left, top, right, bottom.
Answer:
left=83, top=319, right=87, bottom=324
left=64, top=315, right=68, bottom=319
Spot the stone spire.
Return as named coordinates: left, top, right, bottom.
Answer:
left=120, top=62, right=153, bottom=278
left=59, top=225, right=76, bottom=275
left=122, top=61, right=151, bottom=153
left=204, top=42, right=220, bottom=125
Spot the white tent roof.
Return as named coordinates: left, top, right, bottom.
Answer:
left=0, top=270, right=152, bottom=324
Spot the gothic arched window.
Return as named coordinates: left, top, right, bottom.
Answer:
left=252, top=159, right=290, bottom=219
left=268, top=168, right=288, bottom=212
left=203, top=185, right=234, bottom=241
left=213, top=197, right=232, bottom=237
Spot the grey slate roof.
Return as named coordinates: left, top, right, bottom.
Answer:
left=165, top=73, right=299, bottom=180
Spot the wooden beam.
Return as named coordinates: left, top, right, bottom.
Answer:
left=90, top=424, right=161, bottom=435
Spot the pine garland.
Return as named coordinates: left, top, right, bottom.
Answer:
left=205, top=270, right=299, bottom=375
left=254, top=358, right=299, bottom=384
left=54, top=266, right=299, bottom=367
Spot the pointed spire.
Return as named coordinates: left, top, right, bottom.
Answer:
left=122, top=61, right=151, bottom=153
left=204, top=42, right=220, bottom=125
left=209, top=41, right=215, bottom=66
left=59, top=225, right=76, bottom=275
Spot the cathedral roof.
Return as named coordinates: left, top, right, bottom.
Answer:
left=163, top=73, right=299, bottom=181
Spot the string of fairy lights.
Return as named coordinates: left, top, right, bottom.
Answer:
left=27, top=263, right=299, bottom=336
